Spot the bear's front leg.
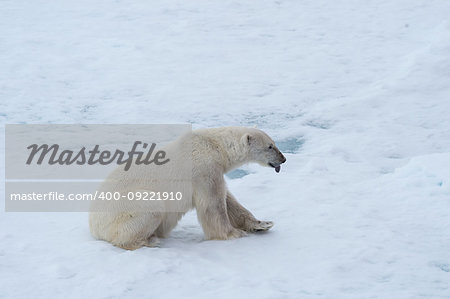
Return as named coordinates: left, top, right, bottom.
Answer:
left=194, top=177, right=247, bottom=240
left=226, top=191, right=274, bottom=232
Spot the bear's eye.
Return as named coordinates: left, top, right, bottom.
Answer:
left=268, top=144, right=273, bottom=149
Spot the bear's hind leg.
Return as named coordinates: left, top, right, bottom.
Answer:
left=144, top=235, right=160, bottom=247
left=111, top=212, right=163, bottom=250
left=226, top=191, right=274, bottom=232
left=155, top=212, right=185, bottom=238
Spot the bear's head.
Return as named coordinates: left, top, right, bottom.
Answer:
left=241, top=129, right=286, bottom=173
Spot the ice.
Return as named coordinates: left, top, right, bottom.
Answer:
left=275, top=137, right=304, bottom=154
left=226, top=168, right=251, bottom=180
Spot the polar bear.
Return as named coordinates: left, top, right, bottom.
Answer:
left=89, top=127, right=286, bottom=250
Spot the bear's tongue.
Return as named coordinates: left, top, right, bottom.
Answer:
left=275, top=165, right=281, bottom=173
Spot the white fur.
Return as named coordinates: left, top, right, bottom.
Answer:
left=89, top=127, right=286, bottom=250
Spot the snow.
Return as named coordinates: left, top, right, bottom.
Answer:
left=1, top=0, right=450, bottom=297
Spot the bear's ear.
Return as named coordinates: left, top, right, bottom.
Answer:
left=241, top=133, right=252, bottom=146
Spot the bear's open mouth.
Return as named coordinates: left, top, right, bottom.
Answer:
left=268, top=162, right=281, bottom=173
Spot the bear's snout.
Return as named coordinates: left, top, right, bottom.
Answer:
left=268, top=152, right=286, bottom=173
left=275, top=147, right=286, bottom=164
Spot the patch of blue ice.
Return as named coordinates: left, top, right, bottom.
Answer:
left=226, top=169, right=250, bottom=179
left=276, top=137, right=304, bottom=154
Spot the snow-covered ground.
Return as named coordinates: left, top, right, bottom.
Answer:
left=1, top=0, right=450, bottom=297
